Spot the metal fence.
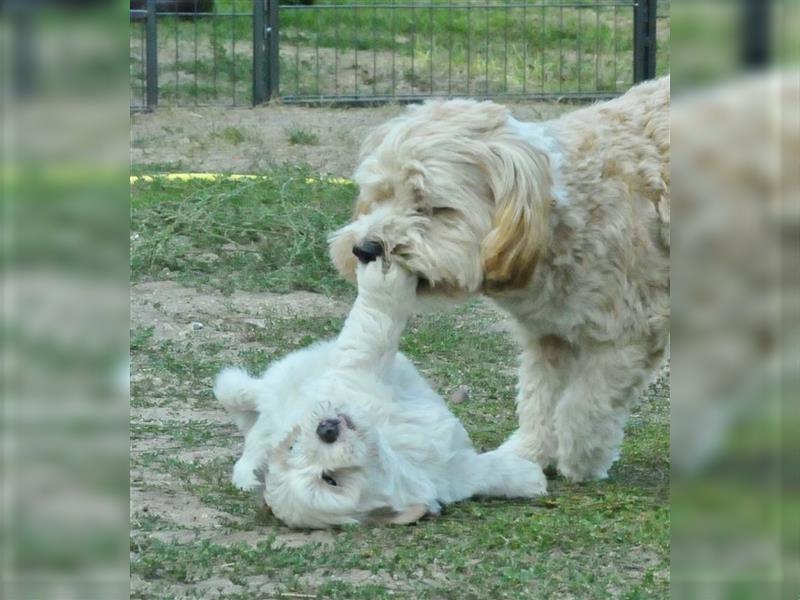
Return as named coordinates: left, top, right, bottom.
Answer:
left=130, top=0, right=669, bottom=109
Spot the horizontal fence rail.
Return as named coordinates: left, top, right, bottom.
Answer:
left=130, top=0, right=669, bottom=109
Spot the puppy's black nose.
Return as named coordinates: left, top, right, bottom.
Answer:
left=352, top=240, right=383, bottom=264
left=316, top=418, right=340, bottom=444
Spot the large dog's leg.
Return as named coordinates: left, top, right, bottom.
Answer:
left=498, top=337, right=569, bottom=471
left=552, top=345, right=649, bottom=482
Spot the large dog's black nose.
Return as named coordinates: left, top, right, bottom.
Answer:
left=316, top=418, right=340, bottom=444
left=352, top=240, right=383, bottom=264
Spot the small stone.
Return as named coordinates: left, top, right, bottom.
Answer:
left=244, top=318, right=267, bottom=329
left=450, top=385, right=470, bottom=404
left=195, top=252, right=220, bottom=264
left=191, top=322, right=204, bottom=331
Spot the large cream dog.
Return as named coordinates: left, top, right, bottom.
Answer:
left=215, top=259, right=546, bottom=528
left=329, top=77, right=670, bottom=482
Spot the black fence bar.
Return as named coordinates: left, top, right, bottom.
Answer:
left=266, top=0, right=280, bottom=101
left=633, top=0, right=656, bottom=82
left=11, top=4, right=35, bottom=99
left=145, top=0, right=158, bottom=107
left=741, top=0, right=770, bottom=67
left=253, top=0, right=266, bottom=104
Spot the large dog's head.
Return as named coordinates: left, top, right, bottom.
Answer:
left=329, top=99, right=553, bottom=295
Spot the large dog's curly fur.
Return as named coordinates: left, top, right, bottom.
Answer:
left=329, top=77, right=670, bottom=481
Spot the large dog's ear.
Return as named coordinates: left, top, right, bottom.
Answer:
left=366, top=504, right=428, bottom=526
left=480, top=136, right=552, bottom=292
left=328, top=226, right=359, bottom=284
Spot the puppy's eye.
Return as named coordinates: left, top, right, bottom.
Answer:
left=431, top=206, right=455, bottom=217
left=321, top=473, right=338, bottom=487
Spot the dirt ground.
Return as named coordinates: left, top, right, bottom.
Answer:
left=130, top=101, right=573, bottom=177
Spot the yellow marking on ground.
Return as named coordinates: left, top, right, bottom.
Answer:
left=129, top=173, right=353, bottom=185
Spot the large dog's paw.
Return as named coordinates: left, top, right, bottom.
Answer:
left=557, top=460, right=610, bottom=483
left=232, top=458, right=262, bottom=492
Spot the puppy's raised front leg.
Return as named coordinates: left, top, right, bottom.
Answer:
left=332, top=259, right=417, bottom=375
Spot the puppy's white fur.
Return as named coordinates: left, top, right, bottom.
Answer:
left=329, top=77, right=670, bottom=482
left=215, top=260, right=546, bottom=529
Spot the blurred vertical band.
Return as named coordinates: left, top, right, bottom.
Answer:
left=1, top=0, right=130, bottom=598
left=671, top=0, right=798, bottom=597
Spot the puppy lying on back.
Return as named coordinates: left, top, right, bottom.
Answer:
left=215, top=259, right=547, bottom=528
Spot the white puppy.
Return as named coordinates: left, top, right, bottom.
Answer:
left=215, top=259, right=546, bottom=529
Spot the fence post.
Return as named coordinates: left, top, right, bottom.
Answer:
left=633, top=0, right=656, bottom=82
left=146, top=0, right=158, bottom=107
left=741, top=0, right=770, bottom=67
left=265, top=0, right=280, bottom=101
left=253, top=0, right=267, bottom=105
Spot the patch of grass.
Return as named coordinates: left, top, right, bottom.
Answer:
left=131, top=474, right=669, bottom=597
left=212, top=125, right=247, bottom=145
left=285, top=126, right=320, bottom=146
left=130, top=166, right=357, bottom=297
left=130, top=161, right=185, bottom=176
left=131, top=420, right=228, bottom=448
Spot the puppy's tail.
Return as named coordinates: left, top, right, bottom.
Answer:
left=214, top=367, right=261, bottom=434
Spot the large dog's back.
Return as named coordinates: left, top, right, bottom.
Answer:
left=556, top=76, right=670, bottom=250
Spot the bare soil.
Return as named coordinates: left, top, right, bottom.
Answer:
left=131, top=101, right=573, bottom=177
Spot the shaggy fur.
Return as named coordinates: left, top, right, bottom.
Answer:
left=329, top=77, right=670, bottom=482
left=215, top=259, right=546, bottom=528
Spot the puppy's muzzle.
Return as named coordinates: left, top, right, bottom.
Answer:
left=352, top=240, right=383, bottom=264
left=316, top=418, right=340, bottom=443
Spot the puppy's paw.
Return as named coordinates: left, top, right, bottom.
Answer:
left=503, top=455, right=548, bottom=498
left=232, top=459, right=261, bottom=492
left=356, top=257, right=417, bottom=304
left=517, top=462, right=548, bottom=497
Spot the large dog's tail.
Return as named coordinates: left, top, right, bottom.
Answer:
left=214, top=367, right=261, bottom=434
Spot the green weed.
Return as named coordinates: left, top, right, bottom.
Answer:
left=286, top=126, right=320, bottom=146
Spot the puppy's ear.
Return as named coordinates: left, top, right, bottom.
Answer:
left=480, top=137, right=552, bottom=292
left=366, top=504, right=428, bottom=526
